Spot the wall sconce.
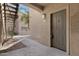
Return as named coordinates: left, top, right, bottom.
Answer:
left=42, top=13, right=46, bottom=22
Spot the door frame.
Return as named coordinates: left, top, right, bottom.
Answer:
left=50, top=8, right=70, bottom=54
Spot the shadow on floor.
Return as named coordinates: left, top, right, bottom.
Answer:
left=0, top=42, right=26, bottom=53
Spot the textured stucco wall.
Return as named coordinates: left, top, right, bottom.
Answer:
left=29, top=7, right=50, bottom=46
left=70, top=4, right=79, bottom=55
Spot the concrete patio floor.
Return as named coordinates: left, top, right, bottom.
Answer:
left=0, top=36, right=68, bottom=56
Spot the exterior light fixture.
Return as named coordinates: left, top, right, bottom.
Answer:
left=42, top=13, right=46, bottom=22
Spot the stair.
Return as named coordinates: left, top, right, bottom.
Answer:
left=2, top=3, right=19, bottom=32
left=0, top=3, right=24, bottom=51
left=0, top=4, right=3, bottom=48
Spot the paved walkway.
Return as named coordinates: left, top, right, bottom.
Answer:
left=0, top=36, right=68, bottom=56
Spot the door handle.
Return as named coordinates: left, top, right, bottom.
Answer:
left=51, top=34, right=54, bottom=39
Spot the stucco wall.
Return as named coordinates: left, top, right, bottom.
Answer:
left=29, top=7, right=50, bottom=46
left=70, top=4, right=79, bottom=55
